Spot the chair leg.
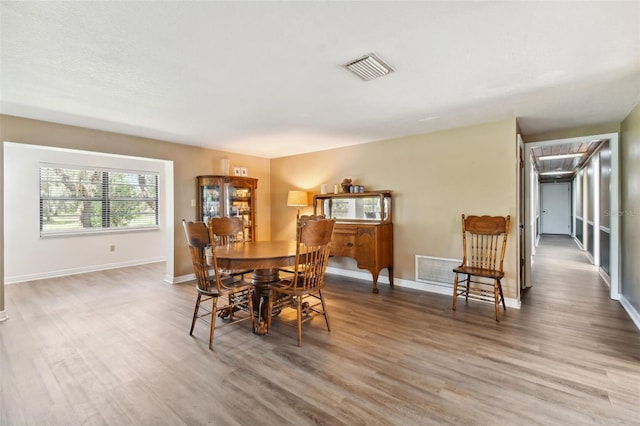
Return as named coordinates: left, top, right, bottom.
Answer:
left=209, top=297, right=218, bottom=350
left=266, top=289, right=274, bottom=332
left=498, top=279, right=507, bottom=310
left=493, top=280, right=500, bottom=322
left=247, top=289, right=255, bottom=331
left=464, top=275, right=470, bottom=302
left=190, top=294, right=202, bottom=336
left=319, top=290, right=331, bottom=332
left=296, top=295, right=303, bottom=347
left=227, top=294, right=235, bottom=321
left=452, top=273, right=459, bottom=311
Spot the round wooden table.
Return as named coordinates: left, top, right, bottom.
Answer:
left=215, top=240, right=298, bottom=283
left=215, top=240, right=298, bottom=334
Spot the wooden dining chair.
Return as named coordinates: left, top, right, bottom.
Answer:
left=267, top=217, right=336, bottom=346
left=452, top=214, right=510, bottom=321
left=278, top=214, right=325, bottom=276
left=208, top=216, right=252, bottom=279
left=182, top=219, right=255, bottom=349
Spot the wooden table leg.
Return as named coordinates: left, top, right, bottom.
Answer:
left=250, top=268, right=279, bottom=335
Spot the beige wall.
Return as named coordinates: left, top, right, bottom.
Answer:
left=0, top=115, right=272, bottom=283
left=270, top=119, right=520, bottom=300
left=0, top=115, right=520, bottom=313
left=3, top=110, right=637, bottom=317
left=620, top=103, right=640, bottom=312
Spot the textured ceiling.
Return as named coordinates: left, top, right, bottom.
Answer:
left=532, top=139, right=604, bottom=183
left=1, top=1, right=639, bottom=158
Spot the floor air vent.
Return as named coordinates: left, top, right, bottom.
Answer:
left=415, top=255, right=460, bottom=288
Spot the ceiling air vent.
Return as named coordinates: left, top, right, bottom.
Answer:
left=343, top=53, right=394, bottom=81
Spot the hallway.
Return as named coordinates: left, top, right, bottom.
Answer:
left=522, top=234, right=640, bottom=419
left=526, top=234, right=634, bottom=334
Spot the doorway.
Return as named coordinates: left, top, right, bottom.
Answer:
left=541, top=182, right=571, bottom=235
left=523, top=132, right=620, bottom=300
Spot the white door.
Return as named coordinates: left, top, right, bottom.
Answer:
left=541, top=182, right=571, bottom=235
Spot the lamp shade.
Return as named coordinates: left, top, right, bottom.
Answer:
left=287, top=190, right=308, bottom=207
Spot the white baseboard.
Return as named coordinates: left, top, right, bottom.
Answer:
left=585, top=251, right=595, bottom=265
left=573, top=237, right=584, bottom=250
left=325, top=266, right=390, bottom=284
left=325, top=267, right=520, bottom=309
left=170, top=273, right=196, bottom=284
left=0, top=310, right=8, bottom=322
left=619, top=295, right=640, bottom=332
left=599, top=268, right=611, bottom=288
left=7, top=261, right=523, bottom=311
left=4, top=257, right=166, bottom=284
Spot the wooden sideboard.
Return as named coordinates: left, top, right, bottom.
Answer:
left=313, top=191, right=393, bottom=293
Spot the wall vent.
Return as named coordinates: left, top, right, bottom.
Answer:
left=415, top=255, right=460, bottom=288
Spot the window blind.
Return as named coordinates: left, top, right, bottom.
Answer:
left=39, top=165, right=159, bottom=236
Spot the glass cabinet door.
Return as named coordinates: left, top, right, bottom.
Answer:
left=201, top=183, right=221, bottom=222
left=227, top=182, right=253, bottom=241
left=197, top=175, right=258, bottom=241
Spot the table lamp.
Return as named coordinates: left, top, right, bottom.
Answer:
left=287, top=190, right=309, bottom=219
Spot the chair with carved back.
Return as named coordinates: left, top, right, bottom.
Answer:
left=278, top=214, right=326, bottom=276
left=267, top=217, right=336, bottom=346
left=452, top=214, right=510, bottom=321
left=208, top=216, right=252, bottom=279
left=182, top=219, right=255, bottom=349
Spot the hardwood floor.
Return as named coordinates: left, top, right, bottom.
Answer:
left=2, top=235, right=639, bottom=425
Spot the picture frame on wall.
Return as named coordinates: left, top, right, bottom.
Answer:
left=233, top=167, right=241, bottom=176
left=241, top=167, right=248, bottom=176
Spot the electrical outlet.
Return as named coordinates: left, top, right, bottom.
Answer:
left=109, top=245, right=115, bottom=252
left=191, top=199, right=196, bottom=207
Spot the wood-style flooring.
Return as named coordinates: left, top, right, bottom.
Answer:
left=1, top=235, right=639, bottom=425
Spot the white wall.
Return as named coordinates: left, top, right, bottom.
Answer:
left=3, top=143, right=168, bottom=283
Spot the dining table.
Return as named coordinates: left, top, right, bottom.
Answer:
left=214, top=240, right=299, bottom=334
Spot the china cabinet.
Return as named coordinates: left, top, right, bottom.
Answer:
left=196, top=175, right=257, bottom=241
left=313, top=191, right=393, bottom=293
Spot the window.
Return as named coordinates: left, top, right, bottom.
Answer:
left=40, top=165, right=159, bottom=236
